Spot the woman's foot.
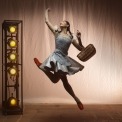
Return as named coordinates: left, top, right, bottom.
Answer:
left=77, top=102, right=84, bottom=110
left=75, top=97, right=84, bottom=110
left=34, top=58, right=42, bottom=67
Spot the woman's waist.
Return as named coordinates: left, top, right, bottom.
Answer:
left=54, top=48, right=68, bottom=56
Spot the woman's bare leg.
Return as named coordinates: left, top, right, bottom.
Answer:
left=34, top=58, right=60, bottom=83
left=60, top=75, right=84, bottom=110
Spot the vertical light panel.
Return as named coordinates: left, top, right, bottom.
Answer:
left=2, top=20, right=23, bottom=115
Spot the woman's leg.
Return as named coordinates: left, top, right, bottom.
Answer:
left=43, top=70, right=60, bottom=83
left=60, top=74, right=84, bottom=110
left=34, top=58, right=60, bottom=83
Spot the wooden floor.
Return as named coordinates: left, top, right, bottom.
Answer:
left=0, top=104, right=122, bottom=122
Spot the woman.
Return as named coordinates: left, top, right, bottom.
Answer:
left=34, top=8, right=85, bottom=110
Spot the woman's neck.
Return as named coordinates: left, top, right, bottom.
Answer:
left=61, top=28, right=67, bottom=34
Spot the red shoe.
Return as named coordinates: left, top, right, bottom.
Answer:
left=34, top=58, right=42, bottom=67
left=77, top=102, right=84, bottom=110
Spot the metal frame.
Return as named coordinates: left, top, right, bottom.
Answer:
left=2, top=20, right=23, bottom=115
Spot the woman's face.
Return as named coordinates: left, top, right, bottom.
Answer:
left=60, top=21, right=68, bottom=28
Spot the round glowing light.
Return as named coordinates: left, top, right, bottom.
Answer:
left=9, top=53, right=16, bottom=61
left=8, top=39, right=17, bottom=48
left=10, top=98, right=17, bottom=106
left=9, top=68, right=17, bottom=75
left=7, top=93, right=18, bottom=107
left=10, top=40, right=16, bottom=47
left=9, top=26, right=16, bottom=33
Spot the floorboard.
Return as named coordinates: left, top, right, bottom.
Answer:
left=0, top=104, right=122, bottom=122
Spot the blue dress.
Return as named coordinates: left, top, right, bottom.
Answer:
left=39, top=33, right=84, bottom=75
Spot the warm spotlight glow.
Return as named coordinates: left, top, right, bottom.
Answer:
left=10, top=98, right=17, bottom=106
left=9, top=26, right=16, bottom=33
left=10, top=40, right=16, bottom=47
left=9, top=68, right=17, bottom=75
left=7, top=93, right=18, bottom=107
left=8, top=39, right=17, bottom=48
left=9, top=53, right=16, bottom=61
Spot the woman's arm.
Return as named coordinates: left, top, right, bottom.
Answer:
left=72, top=31, right=84, bottom=51
left=76, top=30, right=83, bottom=47
left=72, top=39, right=84, bottom=51
left=45, top=8, right=56, bottom=34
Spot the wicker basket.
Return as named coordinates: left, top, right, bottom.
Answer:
left=77, top=44, right=96, bottom=62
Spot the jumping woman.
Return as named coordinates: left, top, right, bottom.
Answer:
left=34, top=8, right=85, bottom=110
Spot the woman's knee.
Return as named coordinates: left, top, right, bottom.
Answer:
left=52, top=79, right=59, bottom=84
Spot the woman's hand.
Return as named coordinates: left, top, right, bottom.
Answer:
left=45, top=8, right=51, bottom=22
left=76, top=30, right=81, bottom=39
left=46, top=8, right=51, bottom=12
left=45, top=8, right=51, bottom=18
left=76, top=30, right=84, bottom=49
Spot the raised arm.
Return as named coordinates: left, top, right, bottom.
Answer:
left=45, top=8, right=56, bottom=34
left=72, top=30, right=84, bottom=51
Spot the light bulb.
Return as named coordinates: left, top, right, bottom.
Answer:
left=9, top=53, right=16, bottom=61
left=10, top=68, right=16, bottom=75
left=8, top=39, right=17, bottom=48
left=10, top=99, right=17, bottom=106
left=9, top=26, right=16, bottom=33
left=10, top=40, right=16, bottom=47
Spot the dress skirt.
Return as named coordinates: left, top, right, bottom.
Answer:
left=39, top=49, right=84, bottom=75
